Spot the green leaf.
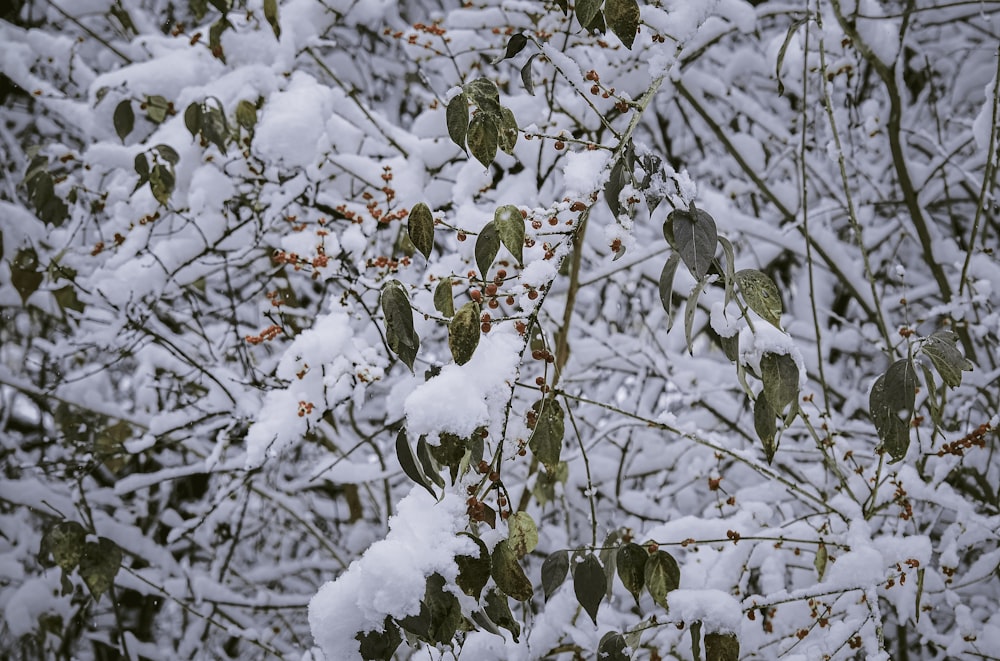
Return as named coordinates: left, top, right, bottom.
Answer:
left=814, top=542, right=828, bottom=581
left=645, top=550, right=680, bottom=609
left=149, top=163, right=175, bottom=206
left=446, top=93, right=469, bottom=153
left=705, top=631, right=740, bottom=661
left=416, top=437, right=445, bottom=489
left=576, top=0, right=602, bottom=30
left=691, top=621, right=703, bottom=661
left=498, top=106, right=518, bottom=155
left=760, top=352, right=799, bottom=415
left=573, top=553, right=606, bottom=625
left=658, top=253, right=681, bottom=327
left=598, top=631, right=630, bottom=661
left=483, top=589, right=521, bottom=641
left=113, top=100, right=134, bottom=142
left=424, top=573, right=462, bottom=644
left=584, top=8, right=606, bottom=33
left=434, top=277, right=455, bottom=317
left=492, top=540, right=533, bottom=601
left=528, top=397, right=564, bottom=473
left=671, top=207, right=718, bottom=280
left=542, top=550, right=569, bottom=602
left=735, top=269, right=782, bottom=328
left=463, top=77, right=501, bottom=113
left=134, top=153, right=150, bottom=182
left=616, top=543, right=647, bottom=605
left=78, top=537, right=122, bottom=600
left=381, top=280, right=419, bottom=371
left=605, top=0, right=639, bottom=48
left=39, top=520, right=86, bottom=570
left=235, top=99, right=257, bottom=130
left=604, top=156, right=630, bottom=219
left=209, top=17, right=230, bottom=61
left=449, top=301, right=481, bottom=365
left=408, top=202, right=435, bottom=260
left=263, top=0, right=280, bottom=38
left=870, top=358, right=917, bottom=462
left=202, top=104, right=229, bottom=154
left=475, top=221, right=501, bottom=280
left=494, top=204, right=524, bottom=265
left=395, top=429, right=436, bottom=498
left=753, top=391, right=778, bottom=464
left=921, top=330, right=973, bottom=388
left=717, top=236, right=736, bottom=306
left=456, top=534, right=491, bottom=599
left=468, top=112, right=499, bottom=169
left=356, top=617, right=402, bottom=661
left=521, top=53, right=539, bottom=95
left=493, top=33, right=529, bottom=64
left=145, top=95, right=170, bottom=124
left=153, top=143, right=180, bottom=166
left=508, top=512, right=538, bottom=559
left=11, top=247, right=44, bottom=304
left=684, top=275, right=710, bottom=353
left=184, top=102, right=202, bottom=138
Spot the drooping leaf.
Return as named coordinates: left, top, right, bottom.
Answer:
left=814, top=542, right=828, bottom=580
left=760, top=352, right=799, bottom=415
left=598, top=631, right=630, bottom=661
left=616, top=543, right=647, bottom=604
left=209, top=16, right=230, bottom=61
left=585, top=8, right=606, bottom=33
left=184, top=102, right=202, bottom=138
left=149, top=163, right=175, bottom=205
left=573, top=553, right=606, bottom=625
left=599, top=530, right=620, bottom=600
left=671, top=207, right=718, bottom=280
left=705, top=631, right=740, bottom=661
left=408, top=202, right=435, bottom=259
left=424, top=573, right=462, bottom=644
left=494, top=204, right=524, bottom=265
left=717, top=236, right=736, bottom=305
left=604, top=156, right=629, bottom=219
left=491, top=540, right=533, bottom=601
left=492, top=33, right=528, bottom=64
left=235, top=99, right=257, bottom=130
left=449, top=301, right=481, bottom=365
left=605, top=0, right=639, bottom=48
left=434, top=277, right=455, bottom=317
left=446, top=93, right=469, bottom=152
left=542, top=550, right=569, bottom=602
left=753, top=392, right=778, bottom=464
left=483, top=589, right=521, bottom=641
left=870, top=358, right=918, bottom=462
left=528, top=397, right=564, bottom=473
left=684, top=275, right=710, bottom=353
left=416, top=436, right=445, bottom=489
left=201, top=104, right=229, bottom=154
left=521, top=53, right=539, bottom=95
left=39, top=520, right=86, bottom=570
left=921, top=330, right=973, bottom=388
left=356, top=617, right=402, bottom=661
left=645, top=550, right=680, bottom=609
left=395, top=429, right=436, bottom=498
left=508, top=512, right=538, bottom=558
left=381, top=280, right=419, bottom=371
left=113, top=100, right=134, bottom=142
left=658, top=253, right=681, bottom=327
left=475, top=221, right=501, bottom=280
left=263, top=0, right=280, bottom=38
left=456, top=534, right=491, bottom=599
left=78, top=537, right=122, bottom=600
left=735, top=269, right=782, bottom=327
left=468, top=112, right=499, bottom=169
left=576, top=0, right=603, bottom=31
left=11, top=247, right=44, bottom=303
left=498, top=106, right=519, bottom=155
left=691, top=621, right=703, bottom=661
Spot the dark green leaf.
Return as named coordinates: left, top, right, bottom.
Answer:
left=456, top=534, right=490, bottom=599
left=605, top=0, right=639, bottom=48
left=209, top=17, right=229, bottom=61
left=645, top=550, right=680, bottom=609
left=719, top=332, right=739, bottom=363
left=508, top=512, right=538, bottom=559
left=529, top=397, right=564, bottom=473
left=78, top=537, right=122, bottom=600
left=464, top=78, right=501, bottom=113
left=494, top=204, right=524, bottom=265
left=658, top=253, right=681, bottom=327
left=604, top=157, right=629, bottom=219
left=39, top=520, right=86, bottom=570
left=475, top=221, right=500, bottom=280
left=113, top=100, right=134, bottom=142
left=616, top=543, right=647, bottom=605
left=576, top=0, right=602, bottom=31
left=753, top=392, right=778, bottom=464
left=736, top=269, right=782, bottom=328
left=484, top=589, right=521, bottom=641
left=760, top=352, right=799, bottom=415
left=24, top=166, right=68, bottom=226
left=684, top=275, right=710, bottom=353
left=202, top=105, right=229, bottom=154
left=573, top=553, right=606, bottom=625
left=134, top=153, right=150, bottom=181
left=184, top=102, right=202, bottom=138
left=263, top=0, right=280, bottom=38
left=492, top=540, right=533, bottom=601
left=416, top=436, right=445, bottom=489
left=434, top=277, right=455, bottom=317
left=11, top=247, right=44, bottom=303
left=921, top=330, right=973, bottom=388
left=356, top=617, right=402, bottom=661
left=149, top=164, right=175, bottom=205
left=691, top=621, right=703, bottom=661
left=662, top=214, right=676, bottom=250
left=598, top=631, right=630, bottom=661
left=870, top=359, right=917, bottom=462
left=145, top=95, right=170, bottom=124
left=153, top=144, right=180, bottom=166
left=424, top=573, right=462, bottom=644
left=468, top=112, right=499, bottom=169
left=671, top=207, right=717, bottom=280
left=53, top=285, right=85, bottom=314
left=599, top=530, right=620, bottom=600
left=492, top=33, right=528, bottom=64
left=584, top=9, right=606, bottom=34
left=717, top=236, right=736, bottom=306
left=542, top=550, right=569, bottom=602
left=521, top=53, right=539, bottom=95
left=381, top=280, right=419, bottom=371
left=705, top=631, right=740, bottom=661
left=498, top=106, right=518, bottom=155
left=408, top=202, right=435, bottom=260
left=235, top=99, right=257, bottom=130
left=395, top=429, right=436, bottom=498
left=449, top=301, right=481, bottom=365
left=446, top=93, right=469, bottom=153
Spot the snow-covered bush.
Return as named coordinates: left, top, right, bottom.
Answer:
left=1, top=0, right=998, bottom=659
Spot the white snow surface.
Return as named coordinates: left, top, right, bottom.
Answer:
left=667, top=588, right=742, bottom=632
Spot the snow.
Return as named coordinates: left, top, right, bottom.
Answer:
left=668, top=589, right=742, bottom=632
left=972, top=80, right=996, bottom=152
left=308, top=488, right=474, bottom=660
left=254, top=72, right=335, bottom=169
left=561, top=150, right=612, bottom=198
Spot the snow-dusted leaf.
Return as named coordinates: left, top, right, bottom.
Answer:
left=39, top=520, right=86, bottom=570
left=145, top=95, right=170, bottom=124
left=492, top=540, right=533, bottom=601
left=671, top=207, right=717, bottom=280
left=113, top=100, right=134, bottom=142
left=736, top=269, right=782, bottom=328
left=11, top=248, right=43, bottom=304
left=424, top=572, right=462, bottom=644
left=573, top=553, right=606, bottom=625
left=542, top=550, right=569, bottom=602
left=753, top=392, right=778, bottom=463
left=645, top=550, right=680, bottom=608
left=153, top=143, right=179, bottom=166
left=529, top=397, right=564, bottom=473
left=921, top=330, right=972, bottom=388
left=705, top=631, right=739, bottom=661
left=448, top=301, right=480, bottom=365
left=395, top=429, right=436, bottom=498
left=598, top=631, right=629, bottom=661
left=356, top=617, right=401, bottom=661
left=381, top=280, right=419, bottom=371
left=658, top=253, right=681, bottom=327
left=235, top=99, right=257, bottom=130
left=870, top=358, right=917, bottom=463
left=616, top=543, right=647, bottom=604
left=434, top=277, right=455, bottom=317
left=464, top=77, right=501, bottom=113
left=492, top=33, right=528, bottom=64
left=446, top=93, right=469, bottom=152
left=498, top=106, right=518, bottom=155
left=468, top=112, right=499, bottom=169
left=760, top=352, right=799, bottom=415
left=483, top=589, right=521, bottom=641
left=149, top=164, right=174, bottom=205
left=78, top=537, right=122, bottom=600
left=576, top=0, right=603, bottom=31
left=416, top=436, right=445, bottom=488
left=475, top=221, right=501, bottom=279
left=605, top=0, right=639, bottom=49
left=508, top=511, right=538, bottom=558
left=494, top=204, right=524, bottom=265
left=408, top=202, right=435, bottom=259
left=456, top=534, right=490, bottom=598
